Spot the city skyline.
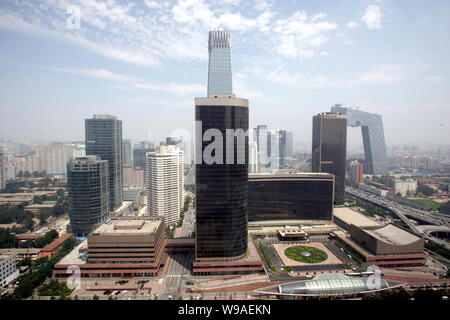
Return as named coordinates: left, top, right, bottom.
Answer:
left=0, top=0, right=449, bottom=148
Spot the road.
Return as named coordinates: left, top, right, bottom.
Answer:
left=160, top=253, right=193, bottom=300
left=346, top=186, right=450, bottom=250
left=180, top=207, right=195, bottom=237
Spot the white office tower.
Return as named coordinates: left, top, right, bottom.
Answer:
left=146, top=145, right=184, bottom=226
left=37, top=143, right=78, bottom=174
left=249, top=142, right=259, bottom=173
left=254, top=125, right=270, bottom=173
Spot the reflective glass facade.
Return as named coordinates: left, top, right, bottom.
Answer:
left=67, top=156, right=110, bottom=236
left=85, top=115, right=123, bottom=211
left=312, top=113, right=347, bottom=205
left=331, top=105, right=388, bottom=175
left=248, top=174, right=334, bottom=221
left=195, top=101, right=249, bottom=259
left=207, top=31, right=232, bottom=95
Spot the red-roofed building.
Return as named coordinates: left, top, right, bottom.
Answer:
left=38, top=233, right=73, bottom=259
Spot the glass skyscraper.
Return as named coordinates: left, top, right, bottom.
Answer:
left=331, top=104, right=388, bottom=175
left=195, top=30, right=249, bottom=260
left=207, top=31, right=232, bottom=96
left=85, top=114, right=123, bottom=211
left=67, top=156, right=110, bottom=236
left=312, top=112, right=347, bottom=205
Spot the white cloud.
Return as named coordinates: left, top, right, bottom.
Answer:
left=52, top=68, right=141, bottom=82
left=271, top=11, right=338, bottom=58
left=361, top=5, right=382, bottom=30
left=267, top=64, right=429, bottom=88
left=53, top=67, right=203, bottom=96
left=0, top=0, right=344, bottom=65
left=346, top=21, right=359, bottom=29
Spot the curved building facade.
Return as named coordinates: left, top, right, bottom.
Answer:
left=195, top=96, right=249, bottom=260
left=248, top=172, right=334, bottom=221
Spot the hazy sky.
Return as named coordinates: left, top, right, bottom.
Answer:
left=0, top=0, right=449, bottom=150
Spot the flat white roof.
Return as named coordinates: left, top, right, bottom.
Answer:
left=92, top=219, right=161, bottom=235
left=334, top=207, right=382, bottom=229
left=365, top=224, right=421, bottom=246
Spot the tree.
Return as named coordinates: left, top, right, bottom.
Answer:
left=0, top=229, right=18, bottom=248
left=417, top=184, right=435, bottom=197
left=92, top=295, right=99, bottom=300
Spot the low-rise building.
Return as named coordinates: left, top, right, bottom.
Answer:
left=0, top=254, right=20, bottom=287
left=123, top=187, right=145, bottom=210
left=54, top=217, right=166, bottom=278
left=38, top=233, right=73, bottom=259
left=333, top=207, right=382, bottom=231
left=0, top=248, right=41, bottom=261
left=24, top=201, right=57, bottom=214
left=394, top=179, right=417, bottom=197
left=334, top=223, right=426, bottom=268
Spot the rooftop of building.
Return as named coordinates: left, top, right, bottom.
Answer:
left=92, top=114, right=117, bottom=120
left=248, top=222, right=336, bottom=234
left=255, top=273, right=405, bottom=297
left=333, top=207, right=382, bottom=229
left=56, top=240, right=87, bottom=266
left=315, top=112, right=347, bottom=119
left=91, top=218, right=162, bottom=235
left=0, top=248, right=41, bottom=255
left=40, top=233, right=73, bottom=253
left=195, top=96, right=248, bottom=107
left=249, top=171, right=334, bottom=180
left=363, top=224, right=422, bottom=246
left=25, top=201, right=57, bottom=208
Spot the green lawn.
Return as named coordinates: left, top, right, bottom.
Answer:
left=284, top=246, right=328, bottom=264
left=412, top=199, right=442, bottom=211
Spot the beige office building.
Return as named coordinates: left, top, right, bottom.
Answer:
left=146, top=145, right=183, bottom=226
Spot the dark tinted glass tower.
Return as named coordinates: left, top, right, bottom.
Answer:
left=195, top=96, right=249, bottom=259
left=67, top=156, right=109, bottom=236
left=312, top=112, right=347, bottom=205
left=248, top=172, right=334, bottom=221
left=85, top=114, right=123, bottom=211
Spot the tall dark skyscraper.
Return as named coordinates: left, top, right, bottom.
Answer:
left=312, top=112, right=347, bottom=205
left=67, top=156, right=110, bottom=236
left=85, top=114, right=123, bottom=211
left=195, top=30, right=249, bottom=260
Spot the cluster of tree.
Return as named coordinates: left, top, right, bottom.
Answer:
left=354, top=198, right=387, bottom=218
left=33, top=229, right=59, bottom=248
left=0, top=180, right=32, bottom=193
left=183, top=195, right=192, bottom=212
left=16, top=171, right=47, bottom=178
left=363, top=288, right=447, bottom=301
left=0, top=228, right=19, bottom=248
left=0, top=229, right=58, bottom=249
left=0, top=204, right=34, bottom=231
left=37, top=279, right=74, bottom=298
left=417, top=183, right=436, bottom=197
left=164, top=226, right=175, bottom=238
left=35, top=189, right=68, bottom=226
left=371, top=175, right=393, bottom=187
left=425, top=241, right=450, bottom=260
left=177, top=195, right=193, bottom=228
left=1, top=237, right=77, bottom=300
